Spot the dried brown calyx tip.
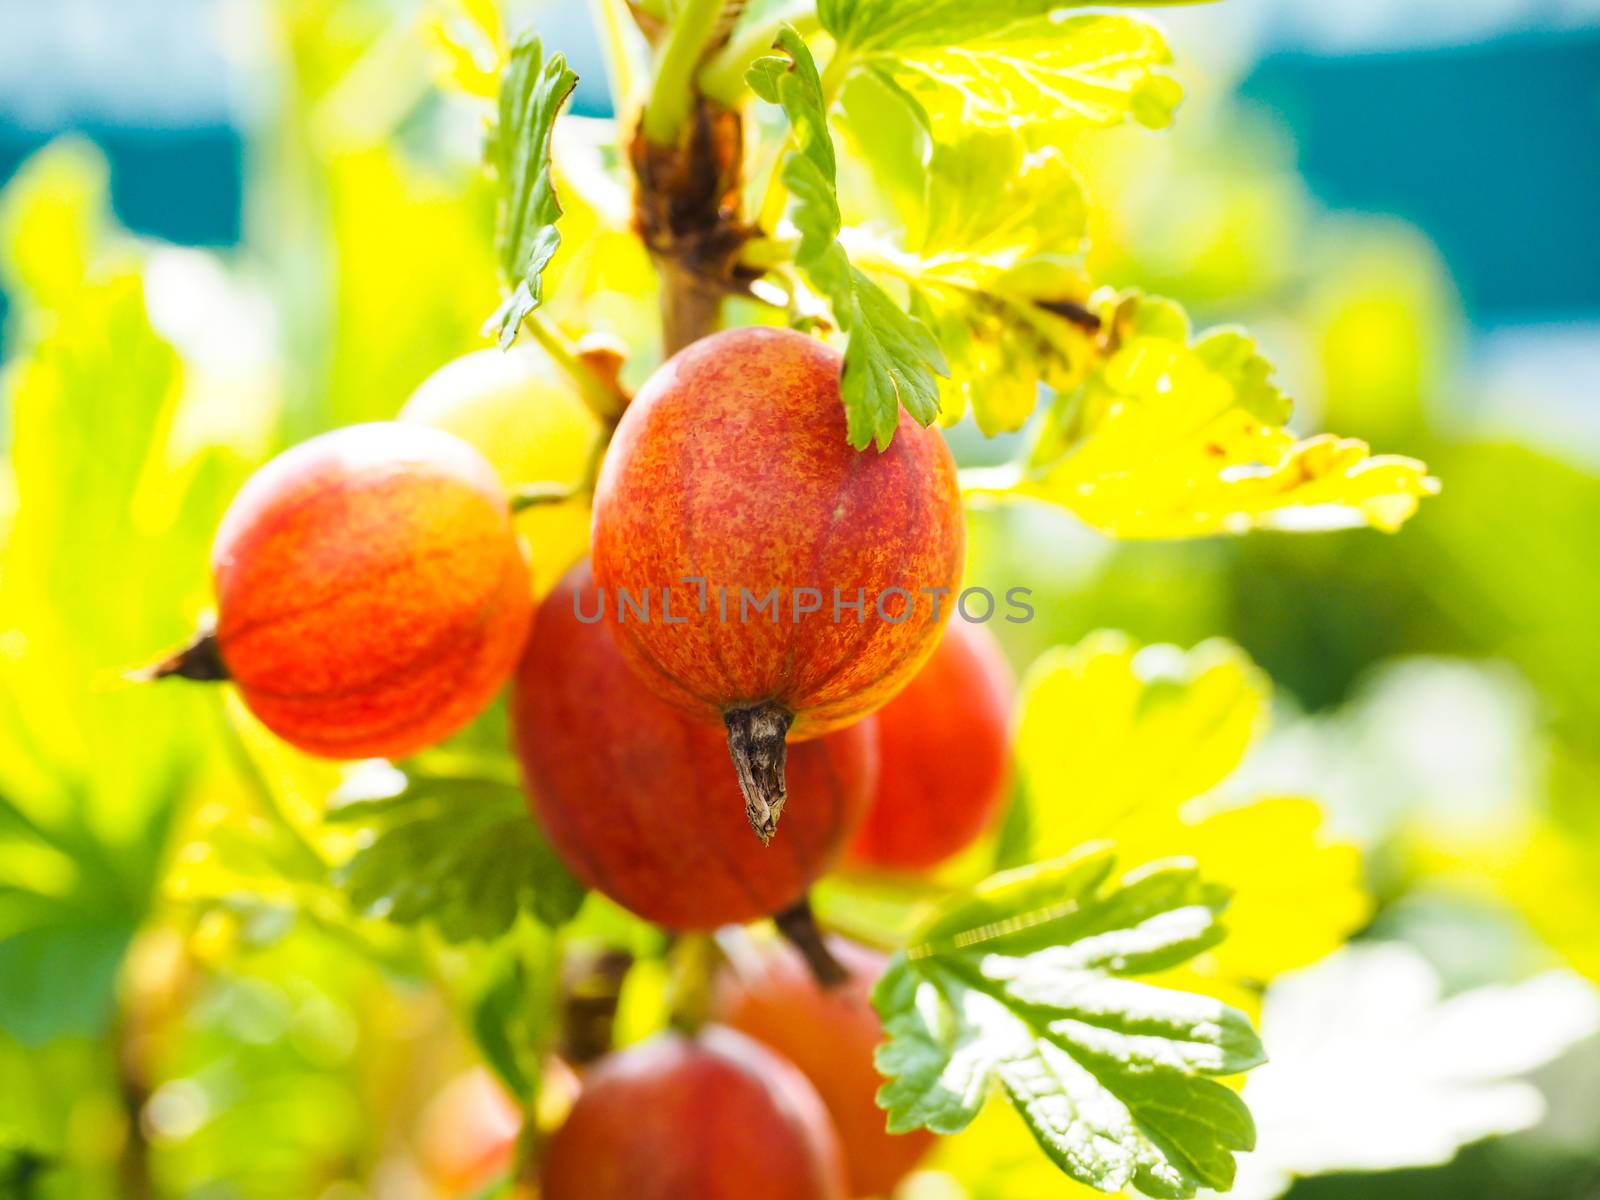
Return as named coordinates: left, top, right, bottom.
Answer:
left=774, top=897, right=849, bottom=989
left=724, top=701, right=793, bottom=844
left=129, top=629, right=228, bottom=683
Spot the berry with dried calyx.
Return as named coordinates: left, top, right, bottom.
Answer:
left=512, top=562, right=877, bottom=930
left=154, top=422, right=532, bottom=760
left=591, top=326, right=964, bottom=843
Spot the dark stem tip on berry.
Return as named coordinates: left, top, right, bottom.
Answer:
left=130, top=629, right=228, bottom=684
left=774, top=896, right=849, bottom=989
left=724, top=701, right=794, bottom=844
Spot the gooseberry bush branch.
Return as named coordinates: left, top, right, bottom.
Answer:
left=491, top=0, right=1435, bottom=521
left=340, top=0, right=1440, bottom=1192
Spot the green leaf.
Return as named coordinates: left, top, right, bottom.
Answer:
left=0, top=919, right=134, bottom=1047
left=471, top=951, right=539, bottom=1103
left=747, top=29, right=834, bottom=183
left=969, top=290, right=1439, bottom=537
left=820, top=0, right=1084, bottom=54
left=331, top=768, right=585, bottom=941
left=466, top=925, right=563, bottom=1116
left=847, top=128, right=1095, bottom=434
left=874, top=847, right=1263, bottom=1197
left=877, top=14, right=1182, bottom=138
left=486, top=30, right=578, bottom=348
left=748, top=24, right=947, bottom=449
left=836, top=265, right=947, bottom=446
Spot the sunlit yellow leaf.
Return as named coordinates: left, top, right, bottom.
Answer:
left=1132, top=798, right=1372, bottom=981
left=323, top=146, right=503, bottom=428
left=876, top=14, right=1182, bottom=140
left=846, top=130, right=1095, bottom=434
left=970, top=292, right=1438, bottom=537
left=1015, top=632, right=1268, bottom=848
left=1012, top=633, right=1370, bottom=985
left=419, top=0, right=508, bottom=98
left=1432, top=822, right=1600, bottom=987
left=0, top=142, right=253, bottom=1043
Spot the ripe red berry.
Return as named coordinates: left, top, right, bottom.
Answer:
left=206, top=422, right=531, bottom=759
left=591, top=327, right=964, bottom=841
left=540, top=1026, right=847, bottom=1200
left=718, top=937, right=936, bottom=1197
left=847, top=619, right=1015, bottom=871
left=512, top=563, right=877, bottom=930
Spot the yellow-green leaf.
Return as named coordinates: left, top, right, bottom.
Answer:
left=419, top=0, right=508, bottom=99
left=1013, top=633, right=1268, bottom=848
left=972, top=292, right=1438, bottom=537
left=0, top=142, right=247, bottom=1043
left=0, top=139, right=107, bottom=312
left=1009, top=633, right=1371, bottom=984
left=749, top=24, right=948, bottom=448
left=486, top=30, right=579, bottom=347
left=846, top=129, right=1095, bottom=434
left=871, top=14, right=1182, bottom=140
left=875, top=848, right=1262, bottom=1197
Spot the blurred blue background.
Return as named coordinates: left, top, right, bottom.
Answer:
left=4, top=0, right=1596, bottom=344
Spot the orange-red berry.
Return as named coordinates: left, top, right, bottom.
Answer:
left=210, top=422, right=531, bottom=759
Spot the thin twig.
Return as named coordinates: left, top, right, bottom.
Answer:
left=774, top=896, right=849, bottom=988
left=1037, top=297, right=1102, bottom=333
left=520, top=312, right=629, bottom=422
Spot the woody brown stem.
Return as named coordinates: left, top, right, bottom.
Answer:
left=1037, top=298, right=1102, bottom=333
left=631, top=92, right=754, bottom=356
left=659, top=258, right=729, bottom=356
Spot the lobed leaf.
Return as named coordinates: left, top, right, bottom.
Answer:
left=1006, top=633, right=1373, bottom=983
left=971, top=291, right=1439, bottom=537
left=332, top=769, right=585, bottom=941
left=748, top=25, right=947, bottom=448
left=470, top=948, right=551, bottom=1104
left=486, top=30, right=578, bottom=348
left=880, top=14, right=1182, bottom=139
left=1012, top=634, right=1269, bottom=851
left=845, top=128, right=1096, bottom=434
left=820, top=0, right=1187, bottom=56
left=874, top=850, right=1263, bottom=1196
